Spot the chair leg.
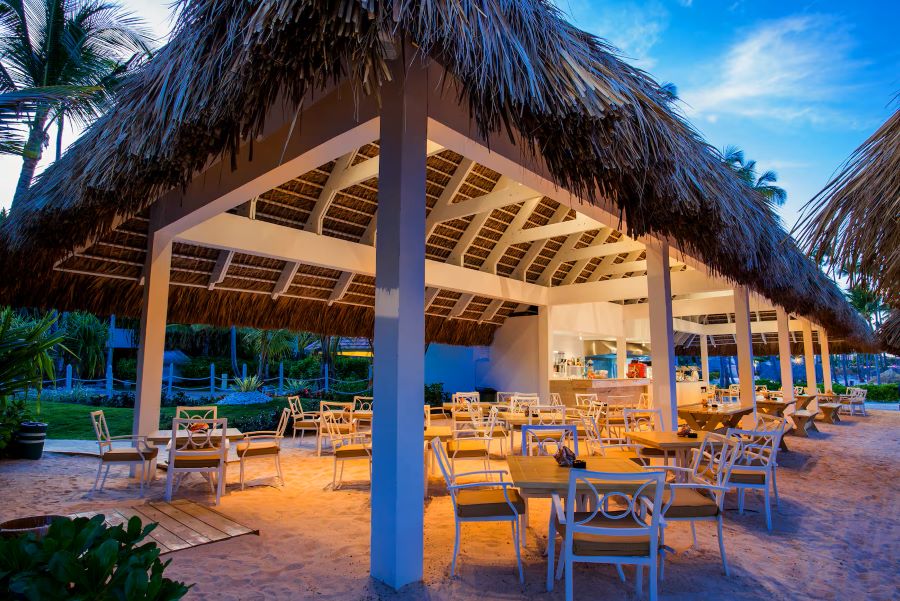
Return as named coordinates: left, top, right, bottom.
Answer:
left=690, top=522, right=697, bottom=548
left=564, top=554, right=574, bottom=601
left=717, top=516, right=729, bottom=576
left=275, top=454, right=284, bottom=487
left=738, top=489, right=745, bottom=513
left=452, top=520, right=461, bottom=577
left=771, top=472, right=779, bottom=507
left=764, top=485, right=772, bottom=531
left=512, top=520, right=524, bottom=584
left=90, top=461, right=103, bottom=497
left=138, top=462, right=145, bottom=497
left=616, top=564, right=626, bottom=583
left=332, top=459, right=338, bottom=490
left=650, top=556, right=658, bottom=601
left=215, top=467, right=224, bottom=505
left=636, top=565, right=643, bottom=597
left=547, top=518, right=556, bottom=591
left=165, top=470, right=173, bottom=501
left=240, top=459, right=246, bottom=491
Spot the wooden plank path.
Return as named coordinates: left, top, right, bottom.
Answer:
left=69, top=500, right=258, bottom=554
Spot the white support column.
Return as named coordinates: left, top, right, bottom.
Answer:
left=538, top=306, right=551, bottom=400
left=776, top=307, right=794, bottom=404
left=700, top=334, right=710, bottom=383
left=133, top=226, right=172, bottom=438
left=646, top=240, right=677, bottom=430
left=801, top=319, right=817, bottom=395
left=616, top=336, right=628, bottom=380
left=369, top=54, right=426, bottom=590
left=819, top=327, right=833, bottom=393
left=733, top=286, right=755, bottom=405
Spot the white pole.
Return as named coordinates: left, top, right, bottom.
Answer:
left=221, top=373, right=228, bottom=392
left=801, top=319, right=817, bottom=395
left=105, top=363, right=113, bottom=397
left=324, top=364, right=329, bottom=392
left=65, top=364, right=72, bottom=391
left=537, top=306, right=551, bottom=400
left=370, top=53, right=426, bottom=589
left=133, top=226, right=172, bottom=439
left=166, top=363, right=174, bottom=396
left=210, top=363, right=216, bottom=395
left=733, top=286, right=755, bottom=406
left=278, top=362, right=284, bottom=395
left=646, top=240, right=677, bottom=430
left=776, top=307, right=795, bottom=405
left=616, top=336, right=628, bottom=380
left=699, top=334, right=710, bottom=383
left=819, top=327, right=833, bottom=393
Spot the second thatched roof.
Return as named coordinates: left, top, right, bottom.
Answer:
left=0, top=0, right=874, bottom=348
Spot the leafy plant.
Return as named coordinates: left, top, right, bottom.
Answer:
left=242, top=328, right=296, bottom=379
left=0, top=309, right=65, bottom=411
left=424, top=382, right=451, bottom=407
left=0, top=514, right=190, bottom=600
left=64, top=311, right=109, bottom=378
left=231, top=375, right=262, bottom=392
left=0, top=398, right=31, bottom=455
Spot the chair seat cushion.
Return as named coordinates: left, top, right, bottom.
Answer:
left=293, top=420, right=318, bottom=429
left=728, top=467, right=767, bottom=484
left=567, top=514, right=651, bottom=557
left=102, top=447, right=158, bottom=462
left=335, top=443, right=371, bottom=459
left=658, top=488, right=719, bottom=518
left=236, top=442, right=280, bottom=457
left=173, top=452, right=224, bottom=468
left=324, top=424, right=355, bottom=435
left=456, top=488, right=525, bottom=518
left=447, top=439, right=490, bottom=458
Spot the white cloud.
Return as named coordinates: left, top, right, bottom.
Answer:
left=555, top=1, right=669, bottom=69
left=681, top=15, right=867, bottom=127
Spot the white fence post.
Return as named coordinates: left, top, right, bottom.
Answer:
left=210, top=363, right=216, bottom=395
left=65, top=364, right=73, bottom=391
left=221, top=373, right=228, bottom=392
left=167, top=363, right=174, bottom=396
left=324, top=365, right=330, bottom=392
left=105, top=363, right=113, bottom=397
left=278, top=362, right=284, bottom=395
left=242, top=363, right=247, bottom=379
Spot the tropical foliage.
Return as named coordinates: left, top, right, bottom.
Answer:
left=0, top=0, right=152, bottom=204
left=0, top=514, right=190, bottom=600
left=720, top=146, right=788, bottom=206
left=63, top=310, right=108, bottom=378
left=230, top=375, right=261, bottom=392
left=0, top=308, right=63, bottom=402
left=242, top=328, right=295, bottom=379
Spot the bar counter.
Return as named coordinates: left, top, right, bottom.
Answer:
left=549, top=377, right=650, bottom=406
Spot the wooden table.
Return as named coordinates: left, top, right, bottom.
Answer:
left=624, top=431, right=711, bottom=478
left=755, top=399, right=795, bottom=418
left=147, top=428, right=244, bottom=445
left=506, top=455, right=649, bottom=499
left=677, top=403, right=753, bottom=431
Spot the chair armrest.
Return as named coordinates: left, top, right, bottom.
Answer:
left=108, top=435, right=147, bottom=442
left=652, top=465, right=694, bottom=475
left=449, top=480, right=514, bottom=491
left=668, top=481, right=730, bottom=494
left=241, top=430, right=279, bottom=437
left=454, top=469, right=508, bottom=481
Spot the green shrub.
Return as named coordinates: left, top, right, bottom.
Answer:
left=116, top=357, right=137, bottom=382
left=0, top=399, right=31, bottom=456
left=231, top=375, right=261, bottom=392
left=177, top=357, right=233, bottom=380
left=424, top=383, right=450, bottom=407
left=858, top=383, right=899, bottom=401
left=0, top=515, right=190, bottom=600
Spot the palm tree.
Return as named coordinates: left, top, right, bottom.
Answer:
left=63, top=311, right=108, bottom=378
left=243, top=328, right=296, bottom=380
left=0, top=0, right=152, bottom=205
left=720, top=146, right=788, bottom=206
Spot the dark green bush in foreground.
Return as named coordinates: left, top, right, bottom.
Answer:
left=0, top=515, right=190, bottom=600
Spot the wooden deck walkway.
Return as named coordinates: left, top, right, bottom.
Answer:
left=70, top=499, right=258, bottom=554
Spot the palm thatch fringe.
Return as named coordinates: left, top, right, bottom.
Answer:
left=878, top=310, right=900, bottom=355
left=797, top=108, right=899, bottom=304
left=0, top=0, right=874, bottom=347
left=1, top=273, right=497, bottom=346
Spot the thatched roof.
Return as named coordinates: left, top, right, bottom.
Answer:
left=798, top=108, right=899, bottom=306
left=879, top=310, right=900, bottom=355
left=0, top=0, right=874, bottom=348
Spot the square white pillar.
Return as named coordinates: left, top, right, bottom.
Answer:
left=538, top=306, right=551, bottom=399
left=801, top=319, right=817, bottom=395
left=133, top=227, right=172, bottom=438
left=369, top=56, right=427, bottom=590
left=646, top=240, right=677, bottom=430
left=819, top=327, right=833, bottom=393
left=616, top=336, right=628, bottom=380
left=733, top=286, right=755, bottom=405
left=699, top=334, right=710, bottom=383
left=775, top=307, right=794, bottom=404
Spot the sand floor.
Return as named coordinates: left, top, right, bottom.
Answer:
left=1, top=411, right=898, bottom=600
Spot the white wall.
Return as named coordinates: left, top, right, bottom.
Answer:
left=425, top=343, right=477, bottom=393
left=553, top=333, right=583, bottom=359
left=550, top=302, right=625, bottom=338
left=479, top=315, right=541, bottom=393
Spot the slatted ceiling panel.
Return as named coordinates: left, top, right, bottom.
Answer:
left=496, top=243, right=529, bottom=277
left=352, top=142, right=379, bottom=163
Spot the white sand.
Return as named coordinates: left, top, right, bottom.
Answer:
left=1, top=411, right=898, bottom=600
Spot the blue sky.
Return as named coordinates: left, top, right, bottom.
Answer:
left=556, top=0, right=900, bottom=229
left=2, top=0, right=898, bottom=235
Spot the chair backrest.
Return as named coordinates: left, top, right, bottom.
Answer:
left=549, top=392, right=564, bottom=407
left=89, top=410, right=112, bottom=453
left=453, top=391, right=480, bottom=405
left=321, top=401, right=354, bottom=423
left=176, top=406, right=218, bottom=420
left=286, top=395, right=303, bottom=416
left=727, top=418, right=784, bottom=469
left=169, top=417, right=228, bottom=464
left=793, top=386, right=806, bottom=396
left=353, top=395, right=373, bottom=411
left=574, top=393, right=597, bottom=408
left=510, top=394, right=540, bottom=414
left=728, top=384, right=741, bottom=393
left=637, top=392, right=651, bottom=409
left=587, top=400, right=608, bottom=422
left=274, top=408, right=291, bottom=439
left=529, top=405, right=566, bottom=426
left=606, top=395, right=632, bottom=409
left=564, top=468, right=665, bottom=552
left=623, top=408, right=662, bottom=432
left=755, top=385, right=768, bottom=392
left=521, top=424, right=578, bottom=456
left=496, top=392, right=517, bottom=406
left=431, top=435, right=455, bottom=488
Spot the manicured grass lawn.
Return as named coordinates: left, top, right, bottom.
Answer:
left=25, top=400, right=290, bottom=440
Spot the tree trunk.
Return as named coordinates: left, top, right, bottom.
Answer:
left=55, top=113, right=64, bottom=161
left=230, top=326, right=239, bottom=376
left=12, top=111, right=50, bottom=207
